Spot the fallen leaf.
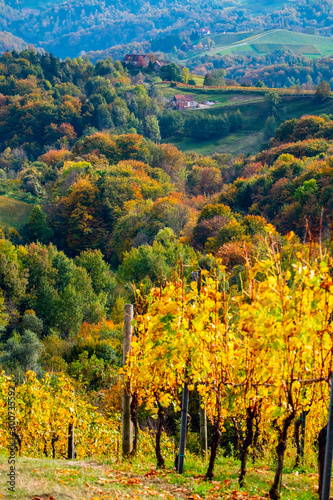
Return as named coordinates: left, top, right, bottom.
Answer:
left=145, top=469, right=158, bottom=478
left=122, top=478, right=143, bottom=486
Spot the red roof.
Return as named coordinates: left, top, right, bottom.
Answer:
left=174, top=94, right=195, bottom=102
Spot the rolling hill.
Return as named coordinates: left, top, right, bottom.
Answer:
left=0, top=31, right=29, bottom=53
left=158, top=84, right=333, bottom=156
left=3, top=0, right=294, bottom=10
left=0, top=0, right=331, bottom=59
left=182, top=29, right=333, bottom=62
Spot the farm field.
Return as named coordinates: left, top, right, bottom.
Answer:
left=159, top=85, right=275, bottom=104
left=208, top=32, right=255, bottom=46
left=161, top=87, right=333, bottom=155
left=0, top=196, right=34, bottom=230
left=192, top=75, right=205, bottom=86
left=0, top=454, right=318, bottom=500
left=181, top=29, right=333, bottom=62
left=169, top=130, right=265, bottom=156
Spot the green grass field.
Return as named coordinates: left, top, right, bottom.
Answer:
left=0, top=196, right=34, bottom=230
left=252, top=43, right=321, bottom=55
left=209, top=32, right=255, bottom=46
left=0, top=453, right=318, bottom=500
left=160, top=87, right=333, bottom=156
left=159, top=84, right=267, bottom=104
left=182, top=28, right=333, bottom=61
left=170, top=130, right=265, bottom=156
left=192, top=75, right=205, bottom=86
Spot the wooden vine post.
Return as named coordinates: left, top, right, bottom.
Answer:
left=122, top=303, right=133, bottom=457
left=177, top=370, right=189, bottom=473
left=67, top=423, right=75, bottom=459
left=178, top=272, right=198, bottom=473
left=299, top=409, right=307, bottom=462
left=199, top=395, right=208, bottom=456
left=67, top=388, right=75, bottom=459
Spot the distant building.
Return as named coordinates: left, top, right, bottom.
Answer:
left=199, top=27, right=211, bottom=36
left=123, top=54, right=164, bottom=71
left=180, top=42, right=195, bottom=51
left=173, top=94, right=198, bottom=110
left=153, top=61, right=162, bottom=71
left=123, top=54, right=150, bottom=68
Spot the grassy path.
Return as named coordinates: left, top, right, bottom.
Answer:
left=0, top=455, right=319, bottom=500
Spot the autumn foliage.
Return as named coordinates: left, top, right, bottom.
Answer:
left=124, top=232, right=333, bottom=495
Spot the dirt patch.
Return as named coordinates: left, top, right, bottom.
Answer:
left=229, top=95, right=262, bottom=102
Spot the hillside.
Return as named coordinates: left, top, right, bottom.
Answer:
left=0, top=0, right=238, bottom=58
left=0, top=196, right=34, bottom=229
left=1, top=4, right=333, bottom=500
left=3, top=0, right=294, bottom=12
left=1, top=0, right=333, bottom=59
left=0, top=30, right=29, bottom=53
left=1, top=47, right=333, bottom=500
left=158, top=84, right=333, bottom=155
left=178, top=29, right=333, bottom=64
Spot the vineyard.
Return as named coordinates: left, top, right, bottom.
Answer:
left=3, top=1, right=333, bottom=498
left=184, top=29, right=333, bottom=61
left=248, top=30, right=333, bottom=47
left=122, top=231, right=333, bottom=498
left=252, top=43, right=321, bottom=55
left=0, top=371, right=174, bottom=463
left=1, top=230, right=333, bottom=498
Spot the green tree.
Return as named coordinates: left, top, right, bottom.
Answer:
left=96, top=103, right=113, bottom=130
left=0, top=289, right=8, bottom=334
left=25, top=205, right=53, bottom=244
left=0, top=330, right=44, bottom=380
left=67, top=351, right=109, bottom=391
left=111, top=97, right=130, bottom=126
left=159, top=112, right=184, bottom=138
left=0, top=252, right=27, bottom=311
left=75, top=249, right=116, bottom=312
left=95, top=58, right=115, bottom=76
left=204, top=69, right=226, bottom=87
left=294, top=179, right=318, bottom=202
left=229, top=109, right=243, bottom=131
left=182, top=67, right=190, bottom=84
left=264, top=115, right=277, bottom=139
left=160, top=63, right=183, bottom=82
left=145, top=116, right=161, bottom=143
left=316, top=80, right=331, bottom=102
left=75, top=250, right=115, bottom=296
left=118, top=228, right=196, bottom=289
left=265, top=92, right=281, bottom=113
left=21, top=311, right=43, bottom=336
